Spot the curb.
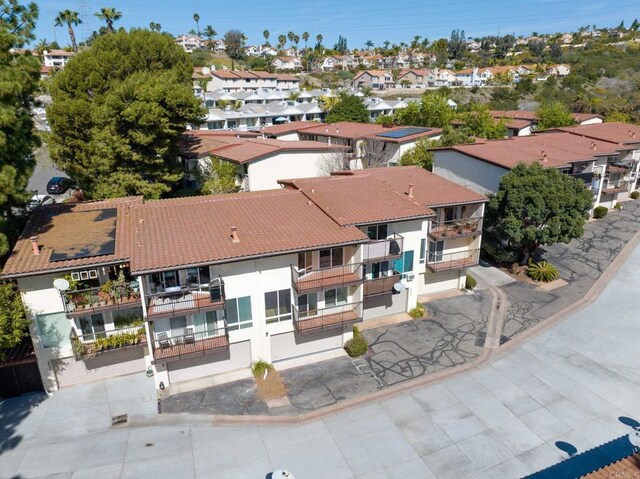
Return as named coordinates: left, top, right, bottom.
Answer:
left=130, top=229, right=640, bottom=428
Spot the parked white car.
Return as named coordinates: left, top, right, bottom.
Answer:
left=26, top=194, right=55, bottom=213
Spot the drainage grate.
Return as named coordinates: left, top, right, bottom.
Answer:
left=111, top=414, right=128, bottom=426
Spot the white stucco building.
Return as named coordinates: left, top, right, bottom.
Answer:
left=2, top=168, right=486, bottom=395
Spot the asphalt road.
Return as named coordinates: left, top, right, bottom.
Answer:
left=27, top=144, right=75, bottom=202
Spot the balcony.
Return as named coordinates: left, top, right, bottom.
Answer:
left=291, top=263, right=363, bottom=294
left=293, top=302, right=363, bottom=334
left=63, top=283, right=142, bottom=318
left=70, top=325, right=146, bottom=360
left=362, top=234, right=404, bottom=262
left=601, top=179, right=628, bottom=195
left=153, top=325, right=229, bottom=361
left=427, top=249, right=481, bottom=272
left=364, top=274, right=402, bottom=297
left=145, top=279, right=225, bottom=319
left=429, top=218, right=483, bottom=240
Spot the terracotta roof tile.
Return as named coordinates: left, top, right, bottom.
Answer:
left=261, top=121, right=319, bottom=136
left=299, top=122, right=441, bottom=142
left=446, top=132, right=621, bottom=170
left=130, top=190, right=367, bottom=273
left=337, top=166, right=488, bottom=207
left=553, top=122, right=640, bottom=145
left=2, top=197, right=142, bottom=278
left=279, top=175, right=435, bottom=226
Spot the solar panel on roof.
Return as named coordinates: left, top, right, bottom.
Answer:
left=377, top=127, right=432, bottom=139
left=49, top=208, right=117, bottom=262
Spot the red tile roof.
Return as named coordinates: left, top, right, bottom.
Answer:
left=336, top=166, right=488, bottom=207
left=552, top=122, right=640, bottom=145
left=490, top=110, right=604, bottom=124
left=130, top=190, right=367, bottom=273
left=261, top=121, right=319, bottom=136
left=181, top=131, right=346, bottom=164
left=279, top=175, right=435, bottom=226
left=299, top=122, right=441, bottom=143
left=444, top=132, right=621, bottom=170
left=2, top=197, right=142, bottom=278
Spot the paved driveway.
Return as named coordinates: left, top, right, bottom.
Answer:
left=4, top=240, right=640, bottom=478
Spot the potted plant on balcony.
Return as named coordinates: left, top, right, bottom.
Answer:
left=97, top=290, right=111, bottom=306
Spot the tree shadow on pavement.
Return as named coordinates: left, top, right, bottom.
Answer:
left=0, top=391, right=48, bottom=456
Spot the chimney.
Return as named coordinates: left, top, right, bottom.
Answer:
left=325, top=126, right=329, bottom=133
left=30, top=236, right=40, bottom=256
left=408, top=183, right=414, bottom=200
left=591, top=141, right=597, bottom=150
left=336, top=127, right=340, bottom=135
left=230, top=226, right=240, bottom=243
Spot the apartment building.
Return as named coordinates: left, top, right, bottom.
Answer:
left=352, top=70, right=395, bottom=90
left=2, top=168, right=485, bottom=394
left=174, top=35, right=203, bottom=53
left=42, top=49, right=74, bottom=68
left=204, top=69, right=300, bottom=92
left=433, top=124, right=640, bottom=211
left=296, top=122, right=443, bottom=167
left=490, top=110, right=604, bottom=137
left=180, top=130, right=346, bottom=191
left=273, top=56, right=303, bottom=71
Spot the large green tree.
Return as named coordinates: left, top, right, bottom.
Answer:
left=536, top=101, right=575, bottom=130
left=459, top=103, right=507, bottom=139
left=0, top=282, right=29, bottom=357
left=399, top=138, right=433, bottom=170
left=395, top=93, right=454, bottom=128
left=485, top=162, right=593, bottom=264
left=326, top=94, right=369, bottom=123
left=0, top=0, right=40, bottom=257
left=47, top=29, right=205, bottom=200
left=199, top=159, right=239, bottom=195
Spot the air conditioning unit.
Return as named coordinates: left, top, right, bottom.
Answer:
left=401, top=273, right=415, bottom=282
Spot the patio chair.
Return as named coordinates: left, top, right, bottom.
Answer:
left=156, top=331, right=170, bottom=349
left=183, top=327, right=195, bottom=344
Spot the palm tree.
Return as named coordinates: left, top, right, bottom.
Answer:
left=302, top=31, right=309, bottom=50
left=365, top=40, right=374, bottom=50
left=316, top=34, right=323, bottom=47
left=55, top=10, right=82, bottom=53
left=277, top=34, right=286, bottom=50
left=203, top=25, right=217, bottom=41
left=383, top=40, right=391, bottom=50
left=293, top=34, right=300, bottom=50
left=34, top=38, right=52, bottom=55
left=95, top=7, right=122, bottom=33
left=193, top=13, right=200, bottom=36
left=287, top=31, right=295, bottom=49
left=263, top=29, right=270, bottom=45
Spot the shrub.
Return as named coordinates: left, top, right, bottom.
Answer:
left=352, top=325, right=361, bottom=337
left=614, top=202, right=623, bottom=210
left=465, top=274, right=477, bottom=290
left=251, top=360, right=274, bottom=377
left=593, top=206, right=608, bottom=219
left=409, top=303, right=426, bottom=319
left=527, top=260, right=559, bottom=283
left=344, top=335, right=368, bottom=357
left=630, top=191, right=639, bottom=200
left=481, top=234, right=519, bottom=264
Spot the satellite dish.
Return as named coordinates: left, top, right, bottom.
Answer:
left=393, top=282, right=406, bottom=293
left=53, top=278, right=70, bottom=291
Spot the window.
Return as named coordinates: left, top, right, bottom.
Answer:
left=420, top=238, right=426, bottom=264
left=151, top=270, right=180, bottom=290
left=78, top=314, right=105, bottom=339
left=169, top=316, right=187, bottom=338
left=225, top=296, right=253, bottom=330
left=265, top=289, right=292, bottom=323
left=186, top=266, right=211, bottom=286
left=319, top=247, right=343, bottom=269
left=36, top=312, right=72, bottom=350
left=394, top=250, right=414, bottom=274
left=429, top=241, right=444, bottom=262
left=366, top=224, right=388, bottom=240
left=298, top=251, right=312, bottom=272
left=365, top=261, right=389, bottom=279
left=324, top=287, right=348, bottom=307
left=297, top=293, right=318, bottom=318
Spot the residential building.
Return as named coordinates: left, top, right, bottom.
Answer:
left=211, top=39, right=226, bottom=53
left=2, top=168, right=485, bottom=393
left=352, top=70, right=395, bottom=90
left=490, top=110, right=604, bottom=137
left=397, top=69, right=431, bottom=87
left=174, top=35, right=203, bottom=53
left=296, top=121, right=442, bottom=167
left=320, top=55, right=356, bottom=71
left=273, top=56, right=303, bottom=71
left=433, top=125, right=640, bottom=211
left=42, top=49, right=74, bottom=68
left=180, top=130, right=346, bottom=191
left=203, top=69, right=300, bottom=92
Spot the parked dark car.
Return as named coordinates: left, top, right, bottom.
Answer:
left=46, top=177, right=72, bottom=195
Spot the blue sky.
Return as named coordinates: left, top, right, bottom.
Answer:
left=34, top=0, right=638, bottom=48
